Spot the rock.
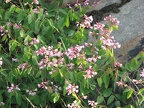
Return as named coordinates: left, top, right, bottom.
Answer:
left=111, top=0, right=144, bottom=63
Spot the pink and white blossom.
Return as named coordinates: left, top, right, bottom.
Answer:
left=67, top=100, right=81, bottom=108
left=7, top=84, right=20, bottom=93
left=66, top=84, right=79, bottom=95
left=140, top=68, right=144, bottom=78
left=83, top=66, right=97, bottom=79
left=88, top=100, right=98, bottom=108
left=0, top=57, right=2, bottom=67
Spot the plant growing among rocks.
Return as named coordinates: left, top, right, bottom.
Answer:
left=0, top=0, right=143, bottom=107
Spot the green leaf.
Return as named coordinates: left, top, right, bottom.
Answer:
left=35, top=71, right=41, bottom=78
left=9, top=5, right=16, bottom=13
left=42, top=26, right=50, bottom=35
left=75, top=72, right=85, bottom=81
left=103, top=88, right=112, bottom=97
left=65, top=15, right=69, bottom=27
left=32, top=55, right=38, bottom=65
left=4, top=11, right=11, bottom=20
left=59, top=8, right=67, bottom=15
left=9, top=40, right=17, bottom=51
left=35, top=21, right=40, bottom=33
left=138, top=88, right=144, bottom=94
left=107, top=95, right=115, bottom=105
left=16, top=92, right=22, bottom=105
left=115, top=101, right=120, bottom=107
left=28, top=14, right=33, bottom=24
left=127, top=89, right=133, bottom=99
left=97, top=78, right=102, bottom=87
left=17, top=10, right=25, bottom=22
left=97, top=96, right=104, bottom=104
left=68, top=30, right=75, bottom=37
left=51, top=93, right=60, bottom=103
left=20, top=29, right=25, bottom=37
left=103, top=74, right=110, bottom=88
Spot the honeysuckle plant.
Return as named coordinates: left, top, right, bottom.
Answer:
left=0, top=0, right=144, bottom=108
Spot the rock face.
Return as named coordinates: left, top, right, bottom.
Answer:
left=111, top=0, right=144, bottom=63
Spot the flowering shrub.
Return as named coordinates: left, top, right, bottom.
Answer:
left=0, top=0, right=144, bottom=108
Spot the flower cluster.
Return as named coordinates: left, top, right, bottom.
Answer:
left=82, top=93, right=88, bottom=99
left=13, top=23, right=22, bottom=29
left=132, top=79, right=142, bottom=84
left=38, top=81, right=48, bottom=89
left=92, top=20, right=121, bottom=50
left=104, top=15, right=120, bottom=27
left=116, top=81, right=123, bottom=86
left=66, top=83, right=79, bottom=95
left=0, top=26, right=8, bottom=36
left=36, top=46, right=64, bottom=69
left=0, top=57, right=2, bottom=67
left=7, top=84, right=20, bottom=93
left=67, top=100, right=81, bottom=108
left=33, top=6, right=43, bottom=14
left=86, top=55, right=101, bottom=63
left=26, top=88, right=37, bottom=96
left=77, top=15, right=93, bottom=29
left=100, top=36, right=121, bottom=49
left=140, top=68, right=144, bottom=78
left=77, top=15, right=121, bottom=50
left=114, top=62, right=122, bottom=67
left=66, top=0, right=99, bottom=8
left=25, top=38, right=40, bottom=45
left=38, top=81, right=61, bottom=93
left=18, top=62, right=28, bottom=71
left=65, top=45, right=85, bottom=60
left=94, top=23, right=105, bottom=31
left=83, top=66, right=97, bottom=79
left=88, top=100, right=98, bottom=108
left=32, top=0, right=39, bottom=5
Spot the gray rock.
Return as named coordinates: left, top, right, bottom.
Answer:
left=111, top=0, right=144, bottom=62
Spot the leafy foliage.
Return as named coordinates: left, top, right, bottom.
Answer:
left=0, top=0, right=143, bottom=108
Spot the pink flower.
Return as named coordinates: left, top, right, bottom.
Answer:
left=104, top=15, right=120, bottom=27
left=93, top=23, right=105, bottom=31
left=82, top=93, right=88, bottom=99
left=78, top=15, right=93, bottom=28
left=67, top=100, right=81, bottom=108
left=65, top=45, right=84, bottom=60
left=7, top=84, right=20, bottom=93
left=67, top=63, right=75, bottom=69
left=116, top=81, right=123, bottom=86
left=18, top=63, right=28, bottom=71
left=140, top=69, right=144, bottom=78
left=83, top=66, right=97, bottom=79
left=13, top=23, right=22, bottom=29
left=0, top=26, right=4, bottom=33
left=66, top=84, right=79, bottom=95
left=114, top=62, right=122, bottom=67
left=29, top=38, right=40, bottom=45
left=32, top=0, right=39, bottom=5
left=0, top=57, right=3, bottom=67
left=33, top=6, right=42, bottom=14
left=67, top=4, right=72, bottom=9
left=88, top=100, right=98, bottom=108
left=26, top=88, right=37, bottom=96
left=83, top=0, right=89, bottom=5
left=36, top=46, right=47, bottom=56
